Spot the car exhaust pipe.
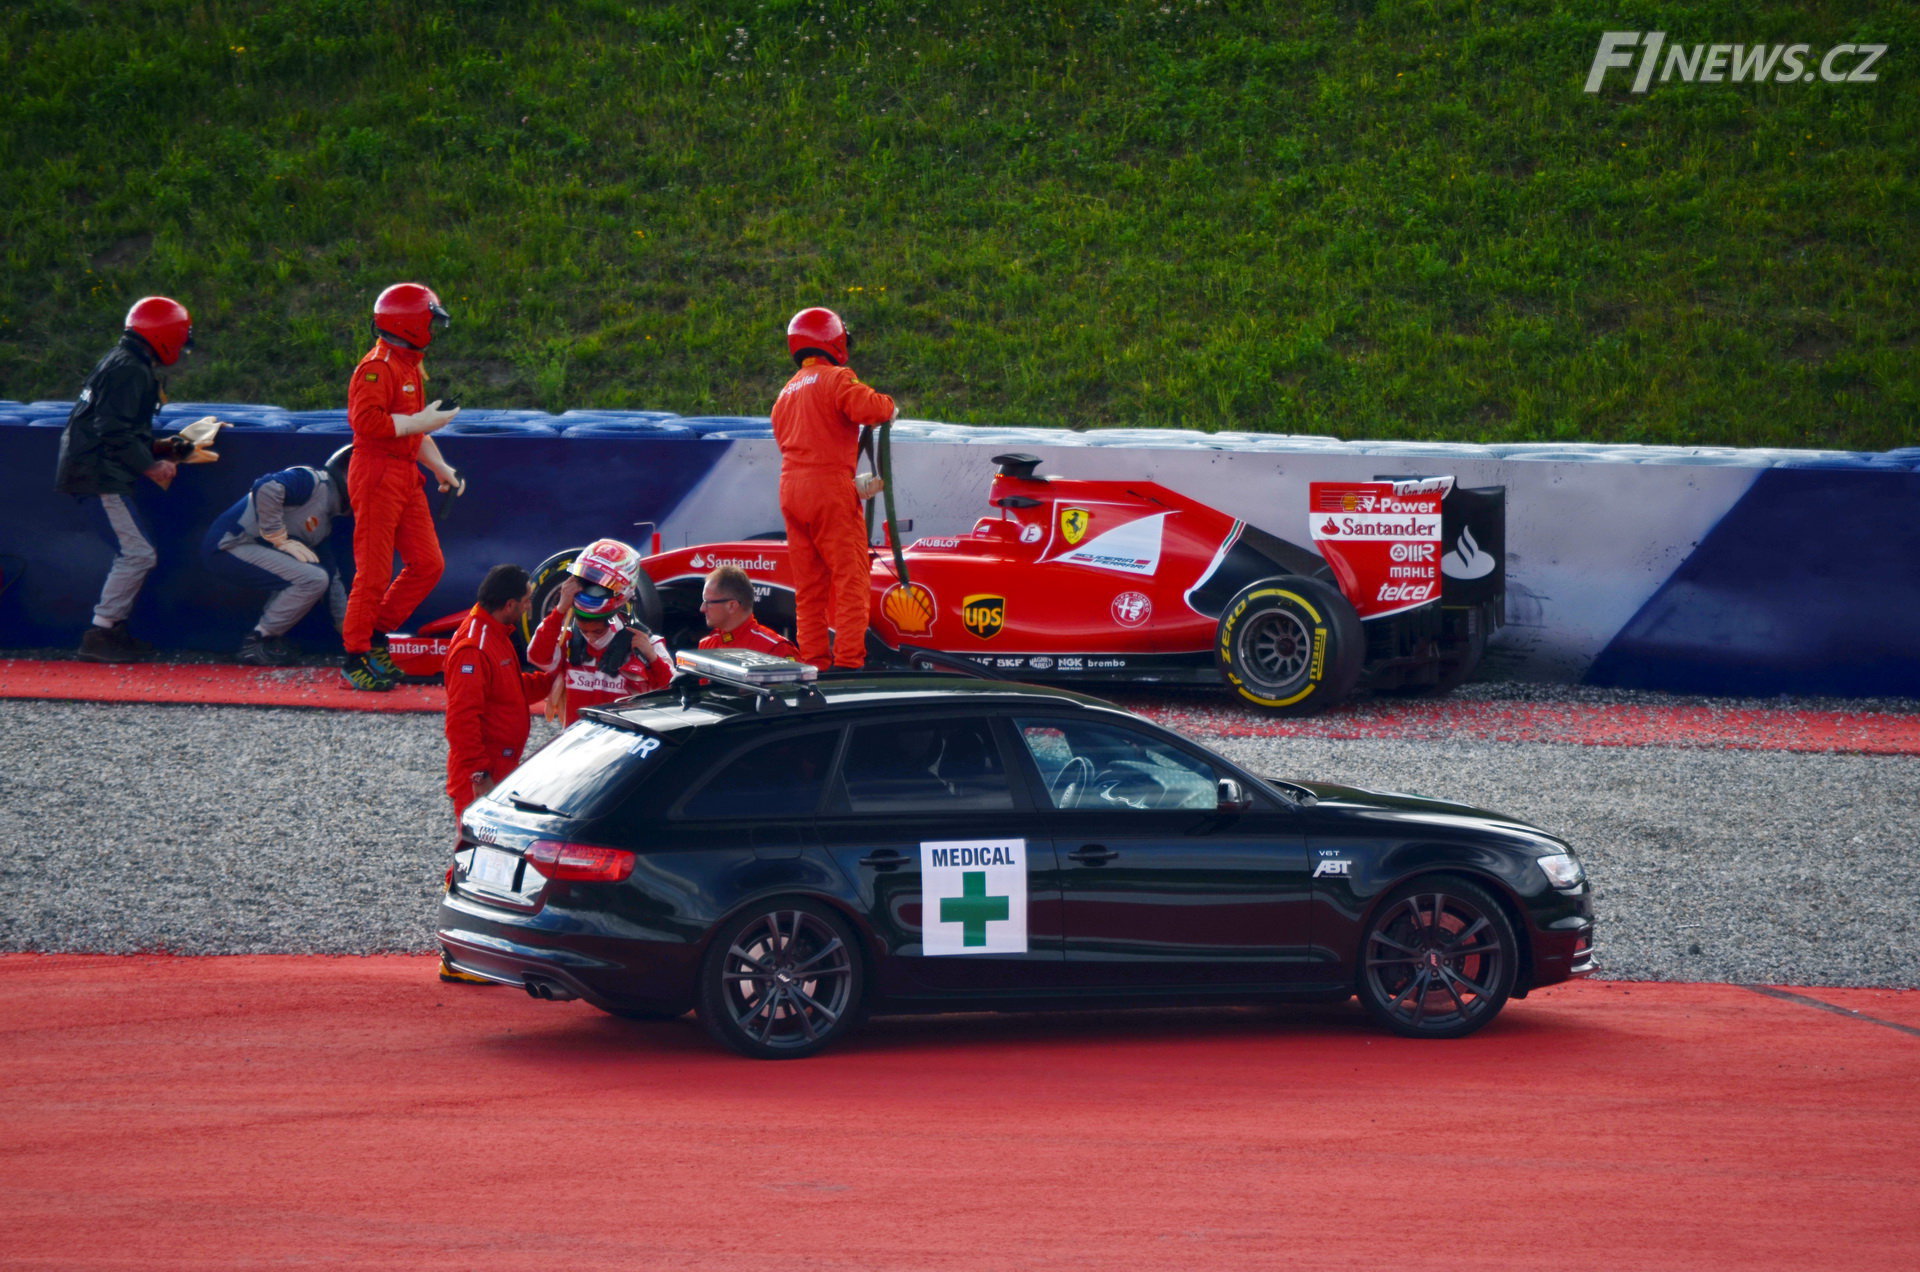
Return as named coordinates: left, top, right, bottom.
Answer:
left=522, top=976, right=578, bottom=1002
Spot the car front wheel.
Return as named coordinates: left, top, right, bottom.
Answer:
left=1357, top=877, right=1517, bottom=1039
left=697, top=899, right=865, bottom=1059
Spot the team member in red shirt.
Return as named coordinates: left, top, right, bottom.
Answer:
left=771, top=307, right=896, bottom=671
left=443, top=564, right=554, bottom=822
left=341, top=283, right=464, bottom=691
left=696, top=565, right=799, bottom=658
left=526, top=539, right=672, bottom=727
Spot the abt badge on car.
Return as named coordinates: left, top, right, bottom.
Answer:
left=437, top=655, right=1596, bottom=1059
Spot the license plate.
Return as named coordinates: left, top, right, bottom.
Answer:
left=468, top=846, right=522, bottom=892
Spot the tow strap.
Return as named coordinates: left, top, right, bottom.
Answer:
left=859, top=423, right=910, bottom=587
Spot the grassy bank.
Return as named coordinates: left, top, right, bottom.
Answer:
left=0, top=0, right=1913, bottom=447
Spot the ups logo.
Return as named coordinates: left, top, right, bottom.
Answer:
left=961, top=594, right=1005, bottom=640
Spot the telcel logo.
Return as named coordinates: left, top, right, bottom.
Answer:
left=1585, top=32, right=1886, bottom=93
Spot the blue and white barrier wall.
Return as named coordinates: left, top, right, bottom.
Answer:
left=1, top=403, right=1915, bottom=698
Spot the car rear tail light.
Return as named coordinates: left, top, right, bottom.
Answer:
left=525, top=839, right=636, bottom=883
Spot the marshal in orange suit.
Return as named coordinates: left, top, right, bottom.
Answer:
left=770, top=307, right=896, bottom=671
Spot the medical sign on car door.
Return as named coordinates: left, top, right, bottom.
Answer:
left=1309, top=478, right=1452, bottom=620
left=920, top=839, right=1028, bottom=954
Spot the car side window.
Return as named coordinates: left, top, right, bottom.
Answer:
left=837, top=718, right=1015, bottom=813
left=679, top=729, right=841, bottom=819
left=1015, top=718, right=1219, bottom=812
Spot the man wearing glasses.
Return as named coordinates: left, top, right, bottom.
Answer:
left=697, top=565, right=799, bottom=658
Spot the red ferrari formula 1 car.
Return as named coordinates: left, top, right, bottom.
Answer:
left=524, top=453, right=1506, bottom=715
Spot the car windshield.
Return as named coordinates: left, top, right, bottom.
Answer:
left=490, top=721, right=667, bottom=818
left=1015, top=717, right=1219, bottom=811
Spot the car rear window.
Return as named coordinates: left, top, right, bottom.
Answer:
left=837, top=718, right=1015, bottom=813
left=679, top=729, right=842, bottom=820
left=491, top=721, right=668, bottom=818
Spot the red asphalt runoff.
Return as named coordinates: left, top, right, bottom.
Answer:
left=4, top=665, right=1917, bottom=1265
left=0, top=956, right=1915, bottom=1270
left=5, top=655, right=1920, bottom=753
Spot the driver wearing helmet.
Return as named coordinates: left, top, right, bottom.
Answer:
left=339, top=282, right=463, bottom=691
left=526, top=538, right=673, bottom=727
left=54, top=296, right=196, bottom=662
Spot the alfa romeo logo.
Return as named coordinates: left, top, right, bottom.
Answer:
left=1111, top=592, right=1152, bottom=627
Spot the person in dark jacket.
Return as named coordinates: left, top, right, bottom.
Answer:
left=53, top=296, right=195, bottom=662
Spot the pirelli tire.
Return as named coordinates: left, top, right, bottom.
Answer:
left=1215, top=576, right=1364, bottom=716
left=523, top=546, right=662, bottom=642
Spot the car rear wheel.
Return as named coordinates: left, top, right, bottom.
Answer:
left=1357, top=877, right=1517, bottom=1039
left=697, top=899, right=865, bottom=1059
left=1215, top=577, right=1363, bottom=716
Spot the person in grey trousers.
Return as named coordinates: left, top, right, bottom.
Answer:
left=199, top=447, right=352, bottom=665
left=52, top=296, right=196, bottom=662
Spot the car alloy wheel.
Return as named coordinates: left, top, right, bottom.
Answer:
left=698, top=899, right=864, bottom=1059
left=1358, top=877, right=1516, bottom=1039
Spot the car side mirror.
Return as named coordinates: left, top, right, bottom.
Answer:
left=1217, top=777, right=1252, bottom=813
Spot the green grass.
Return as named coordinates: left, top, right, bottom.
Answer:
left=1, top=0, right=1913, bottom=447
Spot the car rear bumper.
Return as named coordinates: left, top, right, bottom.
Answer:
left=437, top=895, right=700, bottom=1015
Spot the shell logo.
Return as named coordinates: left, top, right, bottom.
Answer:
left=881, top=582, right=937, bottom=635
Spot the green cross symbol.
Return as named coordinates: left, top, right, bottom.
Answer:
left=940, top=870, right=1010, bottom=947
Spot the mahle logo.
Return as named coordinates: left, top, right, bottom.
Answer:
left=1585, top=32, right=1886, bottom=93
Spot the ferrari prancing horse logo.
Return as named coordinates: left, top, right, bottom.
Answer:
left=962, top=594, right=1005, bottom=640
left=1060, top=507, right=1091, bottom=545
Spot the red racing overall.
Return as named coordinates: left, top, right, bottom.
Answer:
left=771, top=359, right=894, bottom=670
left=698, top=618, right=799, bottom=659
left=342, top=341, right=442, bottom=655
left=443, top=604, right=555, bottom=818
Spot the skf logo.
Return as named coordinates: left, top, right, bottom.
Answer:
left=961, top=594, right=1005, bottom=640
left=881, top=582, right=938, bottom=635
left=1060, top=507, right=1091, bottom=545
left=1312, top=859, right=1351, bottom=879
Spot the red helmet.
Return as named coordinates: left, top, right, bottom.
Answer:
left=568, top=538, right=643, bottom=618
left=372, top=283, right=451, bottom=350
left=786, top=307, right=848, bottom=366
left=124, top=296, right=193, bottom=366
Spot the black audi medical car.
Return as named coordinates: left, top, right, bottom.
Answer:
left=438, top=655, right=1595, bottom=1058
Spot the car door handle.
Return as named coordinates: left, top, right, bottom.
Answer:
left=859, top=850, right=909, bottom=869
left=1068, top=845, right=1118, bottom=864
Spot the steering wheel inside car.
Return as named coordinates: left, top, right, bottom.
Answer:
left=1049, top=756, right=1095, bottom=809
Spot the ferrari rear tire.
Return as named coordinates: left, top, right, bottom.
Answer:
left=697, top=899, right=865, bottom=1059
left=1357, top=877, right=1517, bottom=1039
left=1215, top=576, right=1363, bottom=715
